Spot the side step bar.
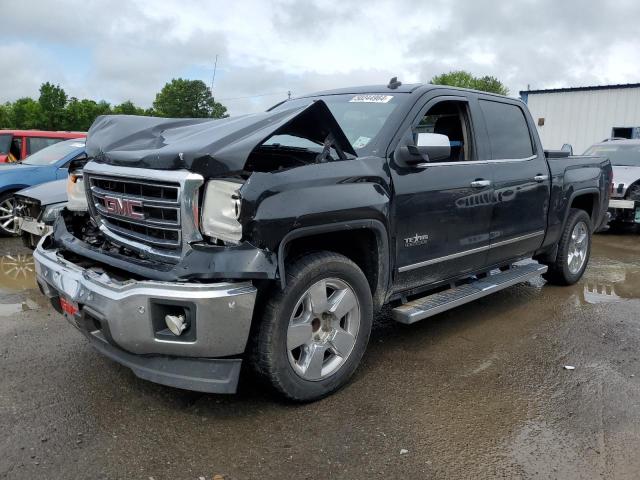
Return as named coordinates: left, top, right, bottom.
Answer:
left=392, top=263, right=548, bottom=325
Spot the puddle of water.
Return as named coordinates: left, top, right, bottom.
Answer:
left=0, top=253, right=37, bottom=293
left=0, top=251, right=43, bottom=315
left=580, top=235, right=640, bottom=305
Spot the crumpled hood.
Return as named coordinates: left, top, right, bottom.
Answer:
left=611, top=165, right=640, bottom=196
left=16, top=178, right=67, bottom=205
left=86, top=100, right=356, bottom=178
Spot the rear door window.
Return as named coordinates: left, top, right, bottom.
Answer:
left=479, top=100, right=534, bottom=159
left=27, top=137, right=62, bottom=155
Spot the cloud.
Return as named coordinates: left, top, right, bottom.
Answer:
left=0, top=0, right=638, bottom=114
left=0, top=42, right=66, bottom=101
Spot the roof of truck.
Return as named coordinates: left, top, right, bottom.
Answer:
left=296, top=82, right=512, bottom=100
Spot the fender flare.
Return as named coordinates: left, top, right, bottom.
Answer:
left=277, top=219, right=390, bottom=308
left=562, top=187, right=601, bottom=230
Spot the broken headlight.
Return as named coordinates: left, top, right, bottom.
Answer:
left=41, top=202, right=66, bottom=223
left=200, top=180, right=242, bottom=244
left=66, top=171, right=88, bottom=212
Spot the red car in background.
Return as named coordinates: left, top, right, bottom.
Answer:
left=0, top=130, right=86, bottom=163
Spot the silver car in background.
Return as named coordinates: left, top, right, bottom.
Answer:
left=14, top=179, right=67, bottom=248
left=584, top=139, right=640, bottom=227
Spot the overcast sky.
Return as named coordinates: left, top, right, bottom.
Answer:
left=2, top=0, right=639, bottom=115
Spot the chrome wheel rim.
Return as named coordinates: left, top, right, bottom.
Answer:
left=0, top=198, right=17, bottom=234
left=287, top=278, right=360, bottom=381
left=567, top=221, right=588, bottom=274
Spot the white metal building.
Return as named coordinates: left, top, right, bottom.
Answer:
left=520, top=83, right=640, bottom=154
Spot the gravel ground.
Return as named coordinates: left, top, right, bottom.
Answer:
left=2, top=233, right=640, bottom=479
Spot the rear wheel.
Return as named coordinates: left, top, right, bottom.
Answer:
left=543, top=208, right=592, bottom=285
left=0, top=192, right=18, bottom=236
left=252, top=251, right=373, bottom=402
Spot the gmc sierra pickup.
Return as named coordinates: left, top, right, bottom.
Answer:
left=33, top=81, right=612, bottom=401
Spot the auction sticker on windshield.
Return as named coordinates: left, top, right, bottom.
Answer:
left=353, top=136, right=371, bottom=148
left=349, top=95, right=393, bottom=103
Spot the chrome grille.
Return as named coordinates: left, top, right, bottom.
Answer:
left=87, top=174, right=182, bottom=249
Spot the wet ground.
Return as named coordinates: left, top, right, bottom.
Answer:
left=2, top=233, right=640, bottom=479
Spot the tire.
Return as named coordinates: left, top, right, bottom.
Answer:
left=252, top=251, right=373, bottom=402
left=543, top=208, right=592, bottom=285
left=0, top=192, right=18, bottom=237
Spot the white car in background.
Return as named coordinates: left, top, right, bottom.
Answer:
left=584, top=139, right=640, bottom=227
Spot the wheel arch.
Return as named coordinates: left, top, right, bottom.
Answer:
left=277, top=220, right=390, bottom=310
left=0, top=185, right=29, bottom=196
left=564, top=188, right=600, bottom=229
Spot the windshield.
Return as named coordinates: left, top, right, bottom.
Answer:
left=0, top=134, right=11, bottom=154
left=270, top=93, right=404, bottom=153
left=23, top=139, right=85, bottom=166
left=584, top=144, right=640, bottom=166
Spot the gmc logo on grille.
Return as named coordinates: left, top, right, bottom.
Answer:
left=103, top=195, right=145, bottom=220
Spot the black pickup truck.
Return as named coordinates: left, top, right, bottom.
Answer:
left=33, top=81, right=612, bottom=401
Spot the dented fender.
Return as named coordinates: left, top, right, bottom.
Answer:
left=238, top=156, right=393, bottom=252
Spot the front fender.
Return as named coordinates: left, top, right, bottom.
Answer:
left=239, top=156, right=392, bottom=251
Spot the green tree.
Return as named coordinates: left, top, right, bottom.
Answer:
left=0, top=102, right=13, bottom=128
left=430, top=70, right=509, bottom=95
left=64, top=98, right=113, bottom=131
left=153, top=78, right=228, bottom=118
left=39, top=82, right=68, bottom=130
left=12, top=98, right=44, bottom=129
left=113, top=100, right=145, bottom=116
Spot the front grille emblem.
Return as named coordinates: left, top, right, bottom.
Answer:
left=103, top=195, right=145, bottom=220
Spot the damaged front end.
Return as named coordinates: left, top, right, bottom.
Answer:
left=42, top=99, right=356, bottom=283
left=33, top=96, right=391, bottom=394
left=44, top=166, right=278, bottom=282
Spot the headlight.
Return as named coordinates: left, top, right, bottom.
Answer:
left=41, top=203, right=66, bottom=223
left=200, top=180, right=242, bottom=244
left=67, top=171, right=88, bottom=211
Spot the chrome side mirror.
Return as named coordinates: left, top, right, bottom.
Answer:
left=416, top=133, right=451, bottom=162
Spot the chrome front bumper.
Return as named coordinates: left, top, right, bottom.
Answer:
left=34, top=242, right=258, bottom=393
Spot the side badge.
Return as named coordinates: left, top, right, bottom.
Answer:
left=405, top=233, right=429, bottom=247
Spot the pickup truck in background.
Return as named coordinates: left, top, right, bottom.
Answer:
left=0, top=129, right=86, bottom=163
left=584, top=139, right=640, bottom=227
left=33, top=81, right=612, bottom=401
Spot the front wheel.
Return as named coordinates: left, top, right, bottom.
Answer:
left=252, top=251, right=373, bottom=402
left=543, top=208, right=592, bottom=285
left=0, top=192, right=19, bottom=236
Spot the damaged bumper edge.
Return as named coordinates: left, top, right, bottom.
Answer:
left=34, top=241, right=258, bottom=394
left=52, top=214, right=278, bottom=282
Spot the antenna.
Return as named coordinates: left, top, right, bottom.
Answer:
left=387, top=76, right=402, bottom=89
left=210, top=55, right=219, bottom=96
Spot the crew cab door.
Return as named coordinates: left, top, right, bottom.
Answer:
left=477, top=98, right=550, bottom=265
left=389, top=94, right=494, bottom=291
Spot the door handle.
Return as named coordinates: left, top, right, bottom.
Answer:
left=533, top=174, right=549, bottom=183
left=470, top=179, right=491, bottom=188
